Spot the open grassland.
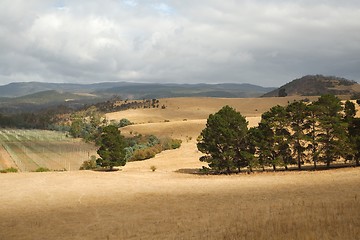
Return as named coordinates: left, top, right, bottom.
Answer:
left=1, top=97, right=360, bottom=239
left=0, top=129, right=97, bottom=172
left=107, top=96, right=320, bottom=140
left=0, top=168, right=359, bottom=240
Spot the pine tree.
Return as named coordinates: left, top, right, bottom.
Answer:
left=313, top=95, right=349, bottom=168
left=260, top=105, right=292, bottom=170
left=97, top=125, right=127, bottom=170
left=197, top=105, right=249, bottom=173
left=286, top=101, right=310, bottom=170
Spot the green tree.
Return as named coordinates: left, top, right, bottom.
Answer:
left=197, top=105, right=249, bottom=173
left=345, top=101, right=360, bottom=166
left=348, top=118, right=360, bottom=166
left=307, top=103, right=322, bottom=169
left=248, top=124, right=273, bottom=171
left=69, top=117, right=85, bottom=138
left=261, top=105, right=292, bottom=170
left=286, top=101, right=310, bottom=170
left=97, top=125, right=127, bottom=170
left=314, top=95, right=350, bottom=168
left=344, top=100, right=356, bottom=121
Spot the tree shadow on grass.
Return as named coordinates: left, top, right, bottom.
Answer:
left=176, top=164, right=359, bottom=175
left=92, top=168, right=122, bottom=172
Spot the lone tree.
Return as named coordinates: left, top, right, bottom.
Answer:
left=197, top=105, right=249, bottom=173
left=97, top=125, right=127, bottom=170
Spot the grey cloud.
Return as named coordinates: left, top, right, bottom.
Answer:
left=0, top=0, right=359, bottom=86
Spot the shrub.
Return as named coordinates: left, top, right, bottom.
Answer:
left=118, top=118, right=133, bottom=128
left=35, top=167, right=51, bottom=172
left=161, top=138, right=182, bottom=150
left=150, top=165, right=157, bottom=172
left=0, top=167, right=18, bottom=173
left=79, top=155, right=98, bottom=170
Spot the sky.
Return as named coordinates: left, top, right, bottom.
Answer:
left=0, top=0, right=359, bottom=87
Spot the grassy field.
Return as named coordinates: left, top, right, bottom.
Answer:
left=0, top=168, right=359, bottom=240
left=0, top=129, right=97, bottom=172
left=0, top=97, right=359, bottom=239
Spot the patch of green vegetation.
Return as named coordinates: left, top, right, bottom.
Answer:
left=0, top=167, right=18, bottom=173
left=34, top=167, right=51, bottom=172
left=125, top=135, right=182, bottom=162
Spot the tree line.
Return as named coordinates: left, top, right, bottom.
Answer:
left=197, top=95, right=360, bottom=174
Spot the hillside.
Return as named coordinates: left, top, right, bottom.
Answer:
left=0, top=81, right=275, bottom=99
left=0, top=90, right=104, bottom=113
left=262, top=75, right=360, bottom=97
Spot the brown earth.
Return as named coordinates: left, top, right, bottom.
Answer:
left=0, top=96, right=360, bottom=239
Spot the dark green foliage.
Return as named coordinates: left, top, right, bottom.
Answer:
left=118, top=118, right=133, bottom=128
left=286, top=101, right=310, bottom=169
left=346, top=106, right=360, bottom=166
left=260, top=105, right=291, bottom=170
left=199, top=95, right=358, bottom=174
left=79, top=155, right=98, bottom=170
left=344, top=101, right=356, bottom=120
left=34, top=167, right=51, bottom=172
left=314, top=95, right=349, bottom=167
left=123, top=134, right=181, bottom=161
left=68, top=108, right=103, bottom=142
left=96, top=125, right=127, bottom=170
left=0, top=167, right=18, bottom=173
left=197, top=105, right=249, bottom=173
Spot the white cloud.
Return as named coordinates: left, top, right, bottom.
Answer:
left=0, top=0, right=359, bottom=86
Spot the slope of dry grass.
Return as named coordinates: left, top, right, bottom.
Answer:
left=1, top=97, right=360, bottom=239
left=0, top=168, right=359, bottom=240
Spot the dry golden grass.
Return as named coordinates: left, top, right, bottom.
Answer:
left=107, top=96, right=314, bottom=141
left=0, top=168, right=359, bottom=240
left=1, top=96, right=360, bottom=240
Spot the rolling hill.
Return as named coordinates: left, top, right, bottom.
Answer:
left=0, top=81, right=275, bottom=99
left=262, top=75, right=360, bottom=97
left=0, top=82, right=275, bottom=113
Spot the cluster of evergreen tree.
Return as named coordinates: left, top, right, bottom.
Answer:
left=197, top=95, right=360, bottom=174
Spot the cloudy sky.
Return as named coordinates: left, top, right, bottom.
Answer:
left=0, top=0, right=359, bottom=87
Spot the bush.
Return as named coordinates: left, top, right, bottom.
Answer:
left=0, top=167, right=18, bottom=173
left=150, top=165, right=157, bottom=172
left=118, top=118, right=133, bottom=127
left=79, top=155, right=98, bottom=170
left=35, top=167, right=51, bottom=172
left=162, top=138, right=182, bottom=150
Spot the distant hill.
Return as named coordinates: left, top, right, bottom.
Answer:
left=95, top=83, right=275, bottom=99
left=0, top=90, right=104, bottom=114
left=0, top=81, right=275, bottom=99
left=0, top=81, right=275, bottom=113
left=262, top=75, right=360, bottom=97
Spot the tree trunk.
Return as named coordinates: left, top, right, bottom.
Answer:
left=297, top=140, right=302, bottom=170
left=356, top=158, right=359, bottom=166
left=272, top=164, right=276, bottom=171
left=285, top=165, right=288, bottom=171
left=326, top=159, right=331, bottom=168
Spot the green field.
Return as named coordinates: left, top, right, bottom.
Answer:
left=0, top=129, right=97, bottom=172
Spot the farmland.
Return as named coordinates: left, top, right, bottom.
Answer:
left=0, top=129, right=97, bottom=172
